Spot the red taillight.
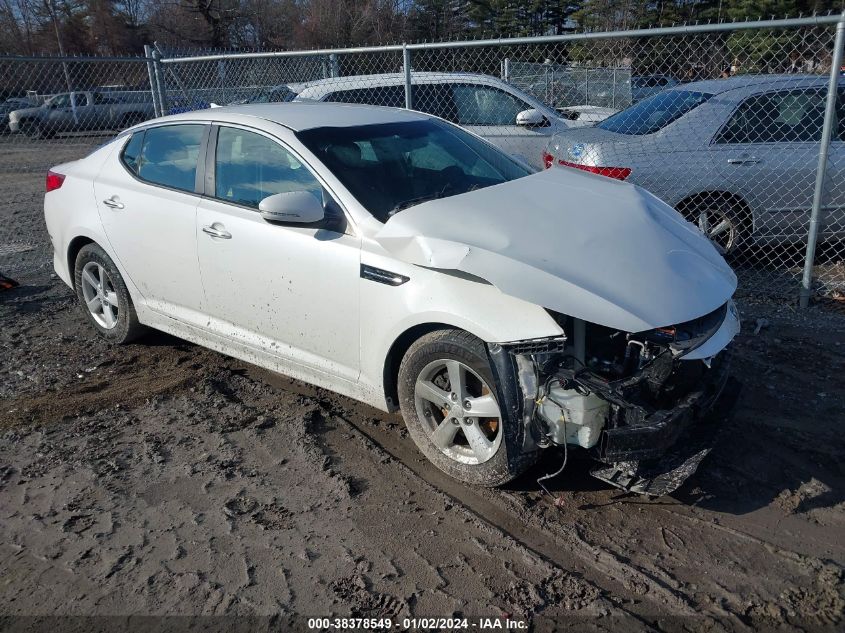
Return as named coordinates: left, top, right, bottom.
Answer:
left=556, top=159, right=631, bottom=181
left=46, top=170, right=65, bottom=192
left=542, top=151, right=554, bottom=169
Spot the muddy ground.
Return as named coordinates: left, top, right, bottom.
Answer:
left=0, top=137, right=844, bottom=631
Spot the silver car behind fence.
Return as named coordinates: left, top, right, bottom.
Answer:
left=0, top=15, right=844, bottom=305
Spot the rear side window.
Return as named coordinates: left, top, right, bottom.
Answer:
left=134, top=124, right=205, bottom=192
left=413, top=84, right=456, bottom=121
left=716, top=88, right=828, bottom=144
left=598, top=90, right=711, bottom=135
left=120, top=132, right=145, bottom=172
left=325, top=84, right=462, bottom=122
left=325, top=86, right=406, bottom=108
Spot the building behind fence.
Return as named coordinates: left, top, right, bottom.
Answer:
left=1, top=14, right=844, bottom=307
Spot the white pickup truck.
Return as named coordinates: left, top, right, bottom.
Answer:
left=8, top=90, right=154, bottom=138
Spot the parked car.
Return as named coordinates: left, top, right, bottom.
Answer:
left=0, top=97, right=36, bottom=134
left=45, top=102, right=739, bottom=495
left=234, top=84, right=298, bottom=104
left=8, top=90, right=154, bottom=138
left=556, top=105, right=618, bottom=124
left=167, top=97, right=211, bottom=115
left=290, top=72, right=577, bottom=168
left=543, top=74, right=845, bottom=254
left=630, top=74, right=681, bottom=102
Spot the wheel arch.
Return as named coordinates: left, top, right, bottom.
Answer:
left=66, top=235, right=96, bottom=289
left=382, top=322, right=454, bottom=411
left=676, top=190, right=754, bottom=232
left=16, top=116, right=38, bottom=130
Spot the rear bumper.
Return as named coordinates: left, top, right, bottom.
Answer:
left=53, top=249, right=73, bottom=289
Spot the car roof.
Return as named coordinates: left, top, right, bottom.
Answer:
left=143, top=101, right=432, bottom=132
left=674, top=73, right=827, bottom=95
left=293, top=71, right=503, bottom=95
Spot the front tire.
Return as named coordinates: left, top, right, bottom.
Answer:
left=74, top=243, right=145, bottom=344
left=20, top=119, right=45, bottom=139
left=398, top=329, right=538, bottom=486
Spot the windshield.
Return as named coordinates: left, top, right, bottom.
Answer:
left=297, top=119, right=531, bottom=222
left=251, top=86, right=296, bottom=103
left=598, top=90, right=712, bottom=135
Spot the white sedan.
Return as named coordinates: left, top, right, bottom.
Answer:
left=45, top=102, right=740, bottom=494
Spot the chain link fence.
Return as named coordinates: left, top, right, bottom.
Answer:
left=1, top=15, right=844, bottom=307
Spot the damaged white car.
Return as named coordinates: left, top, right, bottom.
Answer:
left=45, top=103, right=740, bottom=495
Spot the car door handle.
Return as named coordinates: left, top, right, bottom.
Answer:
left=202, top=225, right=232, bottom=239
left=102, top=197, right=124, bottom=209
left=727, top=157, right=762, bottom=165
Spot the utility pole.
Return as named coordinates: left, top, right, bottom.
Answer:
left=46, top=0, right=73, bottom=93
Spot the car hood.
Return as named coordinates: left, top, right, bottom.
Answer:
left=374, top=168, right=736, bottom=332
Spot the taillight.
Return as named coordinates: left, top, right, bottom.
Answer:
left=557, top=159, right=631, bottom=181
left=46, top=170, right=65, bottom=192
left=542, top=151, right=554, bottom=169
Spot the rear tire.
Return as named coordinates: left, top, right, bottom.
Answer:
left=680, top=196, right=751, bottom=257
left=73, top=243, right=146, bottom=344
left=398, top=329, right=538, bottom=487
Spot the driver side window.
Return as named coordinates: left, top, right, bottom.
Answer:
left=450, top=84, right=527, bottom=126
left=50, top=94, right=71, bottom=108
left=214, top=127, right=322, bottom=209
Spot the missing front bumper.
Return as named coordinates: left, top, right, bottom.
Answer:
left=599, top=349, right=731, bottom=462
left=591, top=375, right=740, bottom=497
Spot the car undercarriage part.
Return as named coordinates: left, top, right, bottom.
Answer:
left=590, top=378, right=739, bottom=496
left=501, top=303, right=734, bottom=496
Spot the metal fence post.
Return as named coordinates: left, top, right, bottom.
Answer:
left=152, top=50, right=168, bottom=115
left=217, top=59, right=228, bottom=104
left=544, top=61, right=551, bottom=103
left=799, top=14, right=845, bottom=308
left=144, top=45, right=161, bottom=117
left=612, top=67, right=617, bottom=109
left=502, top=57, right=510, bottom=82
left=584, top=68, right=589, bottom=105
left=403, top=45, right=413, bottom=109
left=329, top=53, right=340, bottom=78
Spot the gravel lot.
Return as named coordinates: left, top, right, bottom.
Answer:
left=1, top=137, right=843, bottom=631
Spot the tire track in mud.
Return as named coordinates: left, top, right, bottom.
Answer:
left=1, top=343, right=217, bottom=429
left=251, top=368, right=705, bottom=622
left=250, top=367, right=845, bottom=628
left=4, top=281, right=842, bottom=627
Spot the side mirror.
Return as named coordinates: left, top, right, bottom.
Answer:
left=516, top=108, right=548, bottom=128
left=259, top=191, right=325, bottom=224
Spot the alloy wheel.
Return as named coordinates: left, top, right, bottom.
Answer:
left=695, top=207, right=738, bottom=255
left=413, top=359, right=502, bottom=465
left=80, top=261, right=119, bottom=329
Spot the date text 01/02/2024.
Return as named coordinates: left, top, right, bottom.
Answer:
left=306, top=617, right=529, bottom=630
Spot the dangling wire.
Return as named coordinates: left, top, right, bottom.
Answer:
left=536, top=413, right=568, bottom=502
